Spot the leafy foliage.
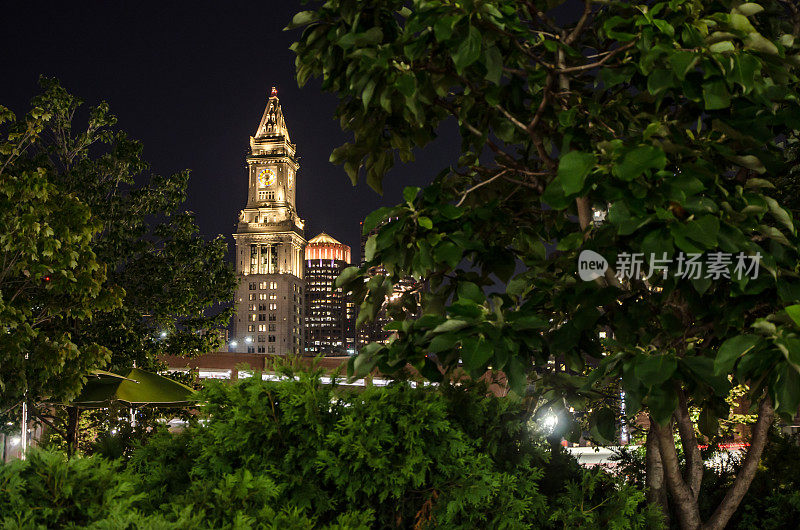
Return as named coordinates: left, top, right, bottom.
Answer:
left=126, top=368, right=657, bottom=529
left=0, top=95, right=121, bottom=412
left=290, top=1, right=800, bottom=526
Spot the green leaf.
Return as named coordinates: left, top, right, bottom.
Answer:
left=714, top=334, right=760, bottom=375
left=286, top=11, right=316, bottom=29
left=418, top=216, right=433, bottom=229
left=703, top=79, right=731, bottom=110
left=786, top=305, right=800, bottom=327
left=613, top=145, right=667, bottom=181
left=647, top=69, right=674, bottom=95
left=668, top=51, right=698, bottom=80
left=453, top=26, right=482, bottom=73
left=744, top=33, right=779, bottom=55
left=403, top=186, right=419, bottom=204
left=432, top=319, right=470, bottom=334
left=734, top=3, right=765, bottom=17
left=434, top=241, right=462, bottom=268
left=592, top=408, right=617, bottom=444
left=648, top=384, right=678, bottom=426
left=558, top=151, right=596, bottom=195
left=777, top=363, right=800, bottom=414
left=635, top=355, right=677, bottom=387
left=457, top=282, right=484, bottom=304
left=364, top=235, right=377, bottom=262
left=732, top=54, right=761, bottom=93
left=334, top=266, right=361, bottom=289
left=484, top=46, right=503, bottom=84
left=461, top=337, right=492, bottom=371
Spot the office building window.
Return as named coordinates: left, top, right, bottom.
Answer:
left=268, top=335, right=276, bottom=342
left=257, top=346, right=265, bottom=353
left=248, top=282, right=256, bottom=290
left=269, top=314, right=276, bottom=321
left=258, top=324, right=266, bottom=332
left=248, top=314, right=257, bottom=322
left=268, top=346, right=275, bottom=353
left=269, top=303, right=277, bottom=311
left=258, top=314, right=266, bottom=321
left=257, top=335, right=265, bottom=342
left=247, top=325, right=255, bottom=332
left=259, top=293, right=268, bottom=300
left=259, top=281, right=267, bottom=290
left=247, top=346, right=255, bottom=353
left=248, top=293, right=256, bottom=301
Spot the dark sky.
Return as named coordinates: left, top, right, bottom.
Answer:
left=0, top=1, right=459, bottom=261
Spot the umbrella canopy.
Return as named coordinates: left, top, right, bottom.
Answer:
left=70, top=368, right=196, bottom=408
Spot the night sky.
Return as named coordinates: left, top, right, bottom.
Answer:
left=0, top=1, right=460, bottom=261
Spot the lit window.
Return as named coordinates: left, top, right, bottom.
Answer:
left=248, top=293, right=256, bottom=301
left=269, top=303, right=278, bottom=311
left=270, top=281, right=277, bottom=289
left=259, top=281, right=267, bottom=290
left=259, top=293, right=268, bottom=300
left=248, top=314, right=257, bottom=322
left=258, top=324, right=266, bottom=332
left=247, top=325, right=255, bottom=332
left=269, top=294, right=277, bottom=300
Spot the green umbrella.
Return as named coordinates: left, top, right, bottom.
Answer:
left=70, top=368, right=196, bottom=408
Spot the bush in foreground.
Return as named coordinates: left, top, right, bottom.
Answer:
left=1, top=369, right=660, bottom=528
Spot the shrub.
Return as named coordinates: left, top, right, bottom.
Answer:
left=3, top=368, right=658, bottom=528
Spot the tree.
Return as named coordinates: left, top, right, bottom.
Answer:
left=290, top=1, right=800, bottom=528
left=1, top=80, right=237, bottom=439
left=27, top=79, right=238, bottom=373
left=0, top=101, right=121, bottom=414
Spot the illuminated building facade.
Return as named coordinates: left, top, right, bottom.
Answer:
left=356, top=221, right=417, bottom=349
left=304, top=233, right=355, bottom=356
left=232, top=87, right=305, bottom=355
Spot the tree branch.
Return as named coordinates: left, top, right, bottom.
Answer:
left=703, top=398, right=774, bottom=530
left=675, top=389, right=703, bottom=500
left=456, top=170, right=508, bottom=207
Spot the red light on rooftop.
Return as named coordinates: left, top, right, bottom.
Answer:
left=271, top=86, right=278, bottom=97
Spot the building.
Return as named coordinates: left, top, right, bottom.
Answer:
left=232, top=87, right=306, bottom=355
left=304, top=233, right=356, bottom=356
left=356, top=220, right=418, bottom=349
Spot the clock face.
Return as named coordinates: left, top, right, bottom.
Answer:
left=257, top=168, right=276, bottom=188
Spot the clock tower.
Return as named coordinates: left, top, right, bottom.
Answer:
left=232, top=87, right=306, bottom=355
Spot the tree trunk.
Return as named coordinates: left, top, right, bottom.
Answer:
left=652, top=417, right=703, bottom=529
left=646, top=427, right=670, bottom=526
left=66, top=406, right=80, bottom=458
left=675, top=390, right=703, bottom=499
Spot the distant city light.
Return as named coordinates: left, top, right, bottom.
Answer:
left=230, top=340, right=238, bottom=348
left=160, top=331, right=168, bottom=339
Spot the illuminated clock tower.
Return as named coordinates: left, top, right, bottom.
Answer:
left=232, top=87, right=306, bottom=355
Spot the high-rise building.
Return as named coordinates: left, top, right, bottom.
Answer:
left=304, top=233, right=355, bottom=356
left=232, top=87, right=306, bottom=355
left=356, top=221, right=417, bottom=349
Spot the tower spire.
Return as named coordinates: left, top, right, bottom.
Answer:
left=254, top=87, right=289, bottom=142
